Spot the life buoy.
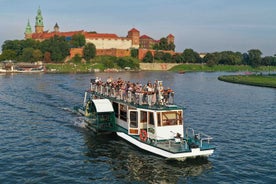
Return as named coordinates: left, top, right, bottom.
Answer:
left=140, top=129, right=147, bottom=142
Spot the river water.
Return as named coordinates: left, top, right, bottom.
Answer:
left=0, top=72, right=275, bottom=184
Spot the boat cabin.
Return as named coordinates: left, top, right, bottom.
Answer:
left=111, top=101, right=184, bottom=141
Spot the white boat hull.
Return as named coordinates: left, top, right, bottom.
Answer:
left=117, top=132, right=214, bottom=160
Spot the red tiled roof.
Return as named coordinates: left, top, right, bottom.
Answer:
left=84, top=32, right=119, bottom=39
left=31, top=30, right=84, bottom=39
left=140, top=35, right=152, bottom=39
left=167, top=34, right=174, bottom=38
left=128, top=28, right=139, bottom=33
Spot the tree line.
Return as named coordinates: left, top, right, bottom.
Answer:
left=1, top=34, right=276, bottom=67
left=0, top=34, right=96, bottom=62
left=139, top=48, right=276, bottom=67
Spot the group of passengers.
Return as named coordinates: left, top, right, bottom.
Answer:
left=91, top=76, right=174, bottom=106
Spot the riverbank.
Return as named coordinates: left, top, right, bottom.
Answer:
left=218, top=74, right=276, bottom=88
left=170, top=64, right=276, bottom=72
left=44, top=63, right=276, bottom=73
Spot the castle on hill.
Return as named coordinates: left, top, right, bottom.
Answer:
left=24, top=7, right=175, bottom=59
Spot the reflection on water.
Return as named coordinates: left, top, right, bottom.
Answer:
left=82, top=132, right=212, bottom=183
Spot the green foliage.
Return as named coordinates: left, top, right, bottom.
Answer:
left=248, top=49, right=262, bottom=67
left=130, top=49, right=138, bottom=58
left=172, top=54, right=184, bottom=63
left=71, top=54, right=82, bottom=63
left=162, top=53, right=172, bottom=62
left=262, top=56, right=276, bottom=66
left=42, top=35, right=70, bottom=62
left=21, top=47, right=34, bottom=62
left=182, top=48, right=201, bottom=63
left=32, top=49, right=43, bottom=62
left=71, top=33, right=86, bottom=48
left=204, top=51, right=243, bottom=66
left=83, top=43, right=96, bottom=61
left=143, top=51, right=153, bottom=63
left=153, top=37, right=175, bottom=51
left=0, top=49, right=16, bottom=61
left=115, top=57, right=139, bottom=69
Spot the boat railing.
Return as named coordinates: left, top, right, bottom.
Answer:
left=90, top=82, right=175, bottom=107
left=186, top=128, right=213, bottom=147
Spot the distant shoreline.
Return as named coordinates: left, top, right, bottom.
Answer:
left=44, top=63, right=276, bottom=73
left=218, top=74, right=276, bottom=88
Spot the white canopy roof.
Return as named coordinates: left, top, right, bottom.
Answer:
left=92, top=99, right=114, bottom=113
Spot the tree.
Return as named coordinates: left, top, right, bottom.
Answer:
left=32, top=49, right=43, bottom=61
left=182, top=49, right=201, bottom=63
left=83, top=43, right=96, bottom=61
left=162, top=53, right=172, bottom=62
left=130, top=49, right=138, bottom=58
left=172, top=54, right=184, bottom=63
left=44, top=52, right=51, bottom=63
left=153, top=37, right=175, bottom=51
left=45, top=35, right=70, bottom=62
left=154, top=51, right=164, bottom=61
left=72, top=54, right=82, bottom=63
left=21, top=47, right=34, bottom=62
left=204, top=52, right=219, bottom=66
left=0, top=49, right=16, bottom=61
left=116, top=57, right=139, bottom=69
left=143, top=51, right=153, bottom=63
left=248, top=49, right=262, bottom=67
left=71, top=33, right=86, bottom=48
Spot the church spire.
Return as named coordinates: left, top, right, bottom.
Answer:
left=24, top=19, right=32, bottom=39
left=35, top=6, right=44, bottom=33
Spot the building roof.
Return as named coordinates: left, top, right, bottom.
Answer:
left=31, top=30, right=84, bottom=39
left=167, top=34, right=174, bottom=38
left=128, top=28, right=139, bottom=33
left=140, top=34, right=152, bottom=39
left=84, top=32, right=119, bottom=39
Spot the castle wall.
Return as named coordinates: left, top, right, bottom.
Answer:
left=86, top=38, right=134, bottom=50
left=97, top=49, right=130, bottom=57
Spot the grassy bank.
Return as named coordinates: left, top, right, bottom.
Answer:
left=170, top=64, right=276, bottom=72
left=45, top=63, right=104, bottom=73
left=45, top=62, right=276, bottom=73
left=218, top=74, right=276, bottom=88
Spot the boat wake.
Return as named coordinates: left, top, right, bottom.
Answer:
left=73, top=117, right=87, bottom=129
left=60, top=107, right=88, bottom=129
left=61, top=107, right=76, bottom=114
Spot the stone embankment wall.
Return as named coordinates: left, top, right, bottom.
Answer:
left=139, top=63, right=180, bottom=71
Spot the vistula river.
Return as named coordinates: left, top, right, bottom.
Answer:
left=0, top=71, right=275, bottom=184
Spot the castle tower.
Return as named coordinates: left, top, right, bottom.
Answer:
left=127, top=28, right=140, bottom=48
left=54, top=22, right=60, bottom=33
left=35, top=7, right=44, bottom=34
left=167, top=34, right=175, bottom=44
left=24, top=19, right=32, bottom=39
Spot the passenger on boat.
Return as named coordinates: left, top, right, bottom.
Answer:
left=146, top=82, right=154, bottom=106
left=91, top=77, right=174, bottom=106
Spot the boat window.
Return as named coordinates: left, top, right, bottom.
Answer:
left=119, top=104, right=127, bottom=121
left=140, top=111, right=147, bottom=123
left=112, top=102, right=119, bottom=118
left=157, top=112, right=161, bottom=126
left=161, top=111, right=181, bottom=126
left=149, top=112, right=154, bottom=125
left=177, top=111, right=183, bottom=125
left=129, top=111, right=138, bottom=128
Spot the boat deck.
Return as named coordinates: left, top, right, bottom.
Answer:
left=116, top=126, right=214, bottom=154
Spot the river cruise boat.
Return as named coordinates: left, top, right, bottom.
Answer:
left=75, top=77, right=215, bottom=160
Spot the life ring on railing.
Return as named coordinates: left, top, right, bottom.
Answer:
left=140, top=130, right=147, bottom=142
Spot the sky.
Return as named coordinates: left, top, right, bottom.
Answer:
left=0, top=0, right=276, bottom=56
